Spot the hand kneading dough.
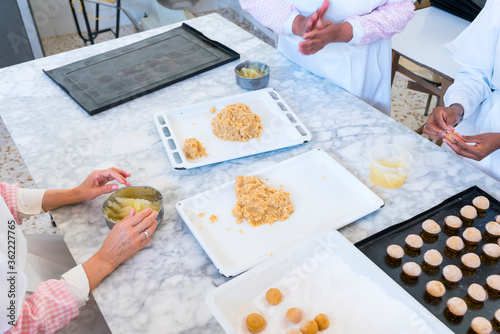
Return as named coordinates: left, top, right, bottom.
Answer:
left=232, top=176, right=294, bottom=226
left=183, top=138, right=208, bottom=159
left=211, top=103, right=262, bottom=142
left=246, top=313, right=266, bottom=333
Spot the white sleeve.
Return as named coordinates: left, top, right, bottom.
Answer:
left=16, top=188, right=46, bottom=215
left=283, top=10, right=300, bottom=36
left=61, top=264, right=90, bottom=308
left=443, top=65, right=493, bottom=120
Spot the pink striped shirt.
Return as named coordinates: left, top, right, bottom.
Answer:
left=1, top=183, right=79, bottom=333
left=239, top=0, right=415, bottom=46
left=6, top=280, right=79, bottom=334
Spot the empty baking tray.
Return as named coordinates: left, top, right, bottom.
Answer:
left=356, top=186, right=500, bottom=333
left=43, top=23, right=240, bottom=115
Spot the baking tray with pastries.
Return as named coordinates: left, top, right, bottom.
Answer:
left=356, top=186, right=500, bottom=334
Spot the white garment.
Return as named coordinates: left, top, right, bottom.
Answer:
left=279, top=0, right=393, bottom=115
left=444, top=0, right=500, bottom=181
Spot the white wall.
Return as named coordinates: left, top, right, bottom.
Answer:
left=30, top=0, right=239, bottom=39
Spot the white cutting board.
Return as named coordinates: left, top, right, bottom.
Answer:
left=154, top=88, right=312, bottom=169
left=176, top=149, right=384, bottom=277
left=206, top=230, right=453, bottom=334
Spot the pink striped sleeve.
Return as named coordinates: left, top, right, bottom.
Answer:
left=239, top=0, right=295, bottom=35
left=348, top=0, right=415, bottom=46
left=0, top=182, right=20, bottom=223
left=6, top=280, right=79, bottom=334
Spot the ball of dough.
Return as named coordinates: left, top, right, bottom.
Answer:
left=472, top=196, right=490, bottom=212
left=402, top=262, right=422, bottom=278
left=446, top=236, right=464, bottom=253
left=485, top=221, right=500, bottom=238
left=286, top=308, right=302, bottom=324
left=471, top=316, right=492, bottom=334
left=246, top=313, right=266, bottom=333
left=444, top=215, right=463, bottom=230
left=426, top=280, right=446, bottom=298
left=461, top=253, right=481, bottom=270
left=468, top=283, right=487, bottom=303
left=265, top=288, right=282, bottom=305
left=422, top=219, right=441, bottom=236
left=286, top=330, right=302, bottom=334
left=405, top=234, right=423, bottom=250
left=463, top=227, right=482, bottom=245
left=386, top=244, right=404, bottom=260
left=495, top=309, right=500, bottom=325
left=423, top=249, right=443, bottom=268
left=447, top=297, right=467, bottom=317
left=443, top=265, right=462, bottom=283
left=299, top=320, right=318, bottom=334
left=487, top=275, right=500, bottom=293
left=314, top=313, right=330, bottom=331
left=460, top=205, right=477, bottom=222
left=483, top=243, right=500, bottom=260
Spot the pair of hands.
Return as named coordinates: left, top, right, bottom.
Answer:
left=292, top=0, right=353, bottom=55
left=74, top=168, right=159, bottom=290
left=423, top=105, right=500, bottom=161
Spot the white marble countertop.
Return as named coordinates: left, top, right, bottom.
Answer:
left=1, top=13, right=499, bottom=334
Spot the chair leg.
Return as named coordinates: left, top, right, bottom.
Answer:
left=424, top=94, right=432, bottom=116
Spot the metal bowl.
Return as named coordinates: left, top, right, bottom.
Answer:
left=234, top=61, right=270, bottom=90
left=102, top=185, right=164, bottom=229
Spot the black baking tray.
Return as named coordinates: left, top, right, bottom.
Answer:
left=356, top=186, right=500, bottom=333
left=43, top=23, right=240, bottom=116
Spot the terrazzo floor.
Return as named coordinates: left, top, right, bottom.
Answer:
left=1, top=8, right=436, bottom=235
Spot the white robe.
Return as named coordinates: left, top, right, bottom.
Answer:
left=444, top=0, right=500, bottom=181
left=278, top=0, right=394, bottom=115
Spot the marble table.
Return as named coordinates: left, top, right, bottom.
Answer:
left=1, top=13, right=499, bottom=334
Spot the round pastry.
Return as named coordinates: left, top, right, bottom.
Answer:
left=447, top=297, right=467, bottom=317
left=443, top=264, right=462, bottom=283
left=299, top=319, right=319, bottom=334
left=495, top=309, right=500, bottom=324
left=472, top=196, right=490, bottom=212
left=423, top=249, right=443, bottom=268
left=482, top=243, right=500, bottom=260
left=286, top=308, right=303, bottom=324
left=460, top=205, right=477, bottom=222
left=485, top=221, right=500, bottom=238
left=446, top=236, right=465, bottom=253
left=496, top=215, right=500, bottom=224
left=463, top=227, right=482, bottom=245
left=386, top=244, right=404, bottom=260
left=287, top=330, right=302, bottom=334
left=426, top=280, right=446, bottom=298
left=471, top=316, right=492, bottom=334
left=402, top=262, right=422, bottom=278
left=265, top=288, right=282, bottom=305
left=467, top=283, right=488, bottom=303
left=444, top=215, right=463, bottom=230
left=314, top=314, right=330, bottom=331
left=461, top=253, right=481, bottom=270
left=405, top=234, right=424, bottom=251
left=246, top=313, right=266, bottom=333
left=486, top=275, right=500, bottom=293
left=422, top=219, right=441, bottom=236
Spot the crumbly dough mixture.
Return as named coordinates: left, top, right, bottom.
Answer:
left=211, top=103, right=262, bottom=142
left=183, top=137, right=208, bottom=159
left=232, top=176, right=294, bottom=227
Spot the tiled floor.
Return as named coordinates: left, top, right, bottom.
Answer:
left=2, top=8, right=434, bottom=235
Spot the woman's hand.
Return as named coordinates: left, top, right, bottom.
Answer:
left=73, top=167, right=131, bottom=202
left=444, top=133, right=500, bottom=161
left=423, top=104, right=464, bottom=140
left=83, top=208, right=159, bottom=290
left=299, top=20, right=353, bottom=55
left=292, top=0, right=329, bottom=37
left=42, top=168, right=131, bottom=211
